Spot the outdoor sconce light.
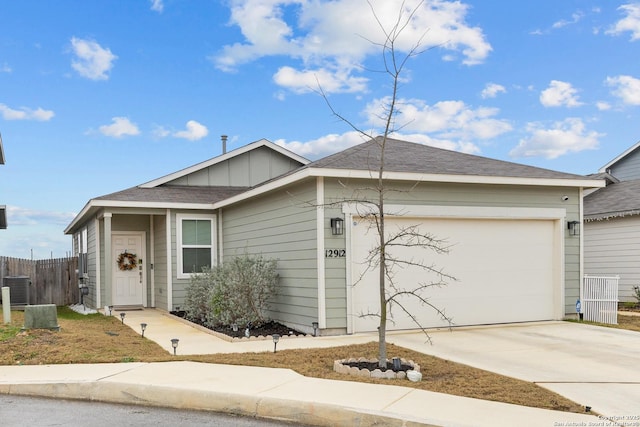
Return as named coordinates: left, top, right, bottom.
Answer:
left=312, top=321, right=319, bottom=337
left=330, top=217, right=344, bottom=235
left=120, top=312, right=126, bottom=324
left=568, top=220, right=580, bottom=236
left=140, top=323, right=147, bottom=338
left=108, top=305, right=113, bottom=316
left=272, top=334, right=280, bottom=353
left=171, top=338, right=179, bottom=355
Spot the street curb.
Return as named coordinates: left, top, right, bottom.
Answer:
left=0, top=382, right=439, bottom=427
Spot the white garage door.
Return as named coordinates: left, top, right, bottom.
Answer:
left=350, top=217, right=559, bottom=332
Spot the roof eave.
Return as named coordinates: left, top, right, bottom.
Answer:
left=309, top=168, right=606, bottom=188
left=64, top=199, right=217, bottom=234
left=213, top=167, right=605, bottom=210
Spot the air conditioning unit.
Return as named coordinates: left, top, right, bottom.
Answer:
left=2, top=276, right=31, bottom=306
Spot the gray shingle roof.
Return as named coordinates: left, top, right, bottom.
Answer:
left=95, top=185, right=248, bottom=204
left=309, top=137, right=592, bottom=180
left=584, top=179, right=640, bottom=220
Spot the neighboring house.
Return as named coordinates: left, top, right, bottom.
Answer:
left=65, top=137, right=603, bottom=335
left=584, top=140, right=640, bottom=302
left=0, top=132, right=6, bottom=230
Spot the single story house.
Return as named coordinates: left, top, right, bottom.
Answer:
left=65, top=137, right=603, bottom=335
left=584, top=140, right=640, bottom=302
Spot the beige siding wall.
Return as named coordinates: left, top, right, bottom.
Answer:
left=222, top=180, right=318, bottom=330
left=584, top=216, right=640, bottom=302
left=324, top=178, right=582, bottom=318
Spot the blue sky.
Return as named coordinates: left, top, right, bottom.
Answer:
left=1, top=0, right=640, bottom=259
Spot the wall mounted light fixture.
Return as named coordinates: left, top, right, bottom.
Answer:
left=568, top=220, right=580, bottom=236
left=330, top=217, right=344, bottom=235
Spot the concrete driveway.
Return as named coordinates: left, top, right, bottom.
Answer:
left=387, top=321, right=640, bottom=418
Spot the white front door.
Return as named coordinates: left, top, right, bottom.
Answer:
left=112, top=233, right=145, bottom=306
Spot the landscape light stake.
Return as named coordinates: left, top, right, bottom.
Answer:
left=312, top=321, right=319, bottom=337
left=140, top=323, right=147, bottom=338
left=120, top=312, right=126, bottom=324
left=171, top=338, right=179, bottom=355
left=108, top=306, right=113, bottom=316
left=272, top=334, right=280, bottom=353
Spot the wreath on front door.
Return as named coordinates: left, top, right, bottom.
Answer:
left=116, top=251, right=137, bottom=271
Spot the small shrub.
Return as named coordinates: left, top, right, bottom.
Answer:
left=623, top=301, right=637, bottom=310
left=211, top=254, right=278, bottom=327
left=634, top=286, right=640, bottom=304
left=184, top=267, right=220, bottom=327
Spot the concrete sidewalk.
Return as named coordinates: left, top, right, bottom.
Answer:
left=0, top=361, right=599, bottom=427
left=0, top=309, right=603, bottom=426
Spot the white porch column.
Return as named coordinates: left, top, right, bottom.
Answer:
left=166, top=209, right=173, bottom=311
left=316, top=177, right=326, bottom=329
left=103, top=212, right=112, bottom=306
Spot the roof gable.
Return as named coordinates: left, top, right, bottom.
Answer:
left=140, top=138, right=309, bottom=188
left=599, top=140, right=640, bottom=175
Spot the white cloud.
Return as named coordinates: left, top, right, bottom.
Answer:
left=364, top=97, right=512, bottom=141
left=606, top=74, right=640, bottom=105
left=99, top=117, right=140, bottom=138
left=274, top=129, right=481, bottom=160
left=0, top=103, right=54, bottom=121
left=539, top=80, right=583, bottom=107
left=70, top=37, right=117, bottom=80
left=1, top=62, right=11, bottom=73
left=173, top=120, right=209, bottom=140
left=152, top=125, right=171, bottom=138
left=606, top=3, right=640, bottom=41
left=7, top=205, right=76, bottom=227
left=530, top=10, right=585, bottom=35
left=481, top=83, right=506, bottom=99
left=510, top=118, right=602, bottom=159
left=275, top=131, right=366, bottom=159
left=213, top=0, right=491, bottom=93
left=552, top=11, right=584, bottom=29
left=596, top=101, right=611, bottom=111
left=150, top=0, right=164, bottom=13
left=273, top=66, right=368, bottom=94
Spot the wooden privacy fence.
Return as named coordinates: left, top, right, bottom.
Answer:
left=0, top=256, right=79, bottom=306
left=583, top=274, right=619, bottom=325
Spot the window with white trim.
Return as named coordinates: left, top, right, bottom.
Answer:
left=176, top=214, right=216, bottom=278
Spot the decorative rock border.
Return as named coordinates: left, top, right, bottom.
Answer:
left=333, top=357, right=421, bottom=380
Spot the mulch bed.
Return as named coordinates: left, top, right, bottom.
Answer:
left=170, top=311, right=305, bottom=339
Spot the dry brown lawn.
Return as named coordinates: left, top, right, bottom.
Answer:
left=5, top=307, right=637, bottom=414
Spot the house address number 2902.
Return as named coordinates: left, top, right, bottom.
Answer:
left=325, top=249, right=346, bottom=258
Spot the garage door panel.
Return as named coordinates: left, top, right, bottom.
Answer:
left=351, top=217, right=557, bottom=332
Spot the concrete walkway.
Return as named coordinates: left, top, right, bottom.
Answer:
left=0, top=309, right=612, bottom=426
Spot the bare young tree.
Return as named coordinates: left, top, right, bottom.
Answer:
left=321, top=0, right=455, bottom=368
